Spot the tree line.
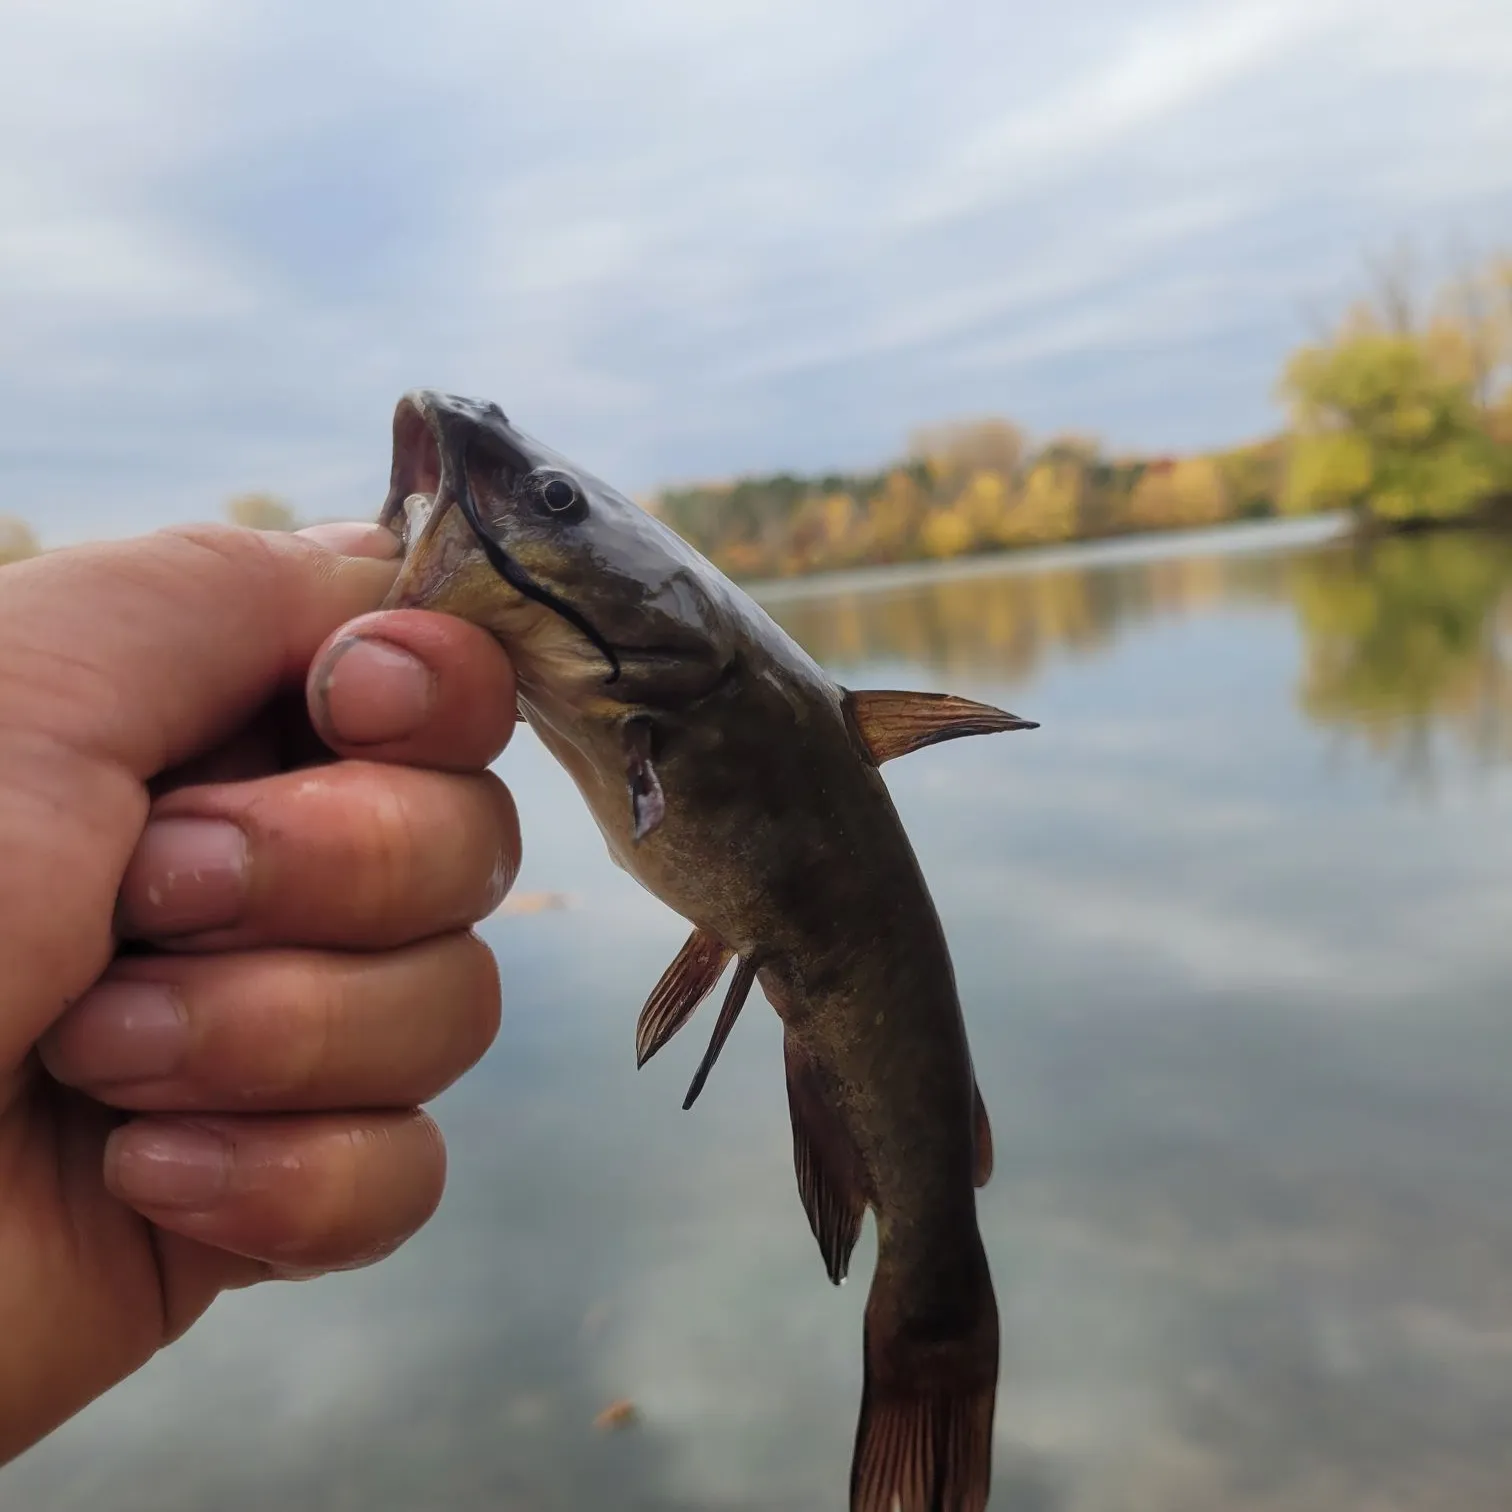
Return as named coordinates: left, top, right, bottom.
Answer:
left=3, top=249, right=1510, bottom=574
left=657, top=250, right=1512, bottom=579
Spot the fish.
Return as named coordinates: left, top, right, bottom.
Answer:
left=376, top=390, right=1038, bottom=1511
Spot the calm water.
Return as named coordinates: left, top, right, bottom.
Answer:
left=12, top=519, right=1512, bottom=1511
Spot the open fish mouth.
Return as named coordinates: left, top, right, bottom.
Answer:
left=378, top=395, right=626, bottom=683
left=377, top=394, right=447, bottom=548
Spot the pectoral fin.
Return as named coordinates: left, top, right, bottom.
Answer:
left=682, top=955, right=757, bottom=1110
left=785, top=1035, right=870, bottom=1285
left=622, top=717, right=666, bottom=841
left=636, top=928, right=733, bottom=1068
left=846, top=689, right=1037, bottom=765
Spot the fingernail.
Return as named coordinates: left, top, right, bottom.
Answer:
left=121, top=818, right=249, bottom=937
left=49, top=982, right=188, bottom=1084
left=106, top=1122, right=230, bottom=1208
left=314, top=636, right=436, bottom=746
left=297, top=521, right=401, bottom=560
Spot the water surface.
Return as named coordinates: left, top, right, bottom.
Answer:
left=11, top=521, right=1512, bottom=1511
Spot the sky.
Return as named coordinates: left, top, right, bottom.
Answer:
left=3, top=0, right=1512, bottom=546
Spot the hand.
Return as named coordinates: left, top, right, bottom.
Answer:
left=0, top=521, right=519, bottom=1462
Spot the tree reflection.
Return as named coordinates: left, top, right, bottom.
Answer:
left=1289, top=533, right=1512, bottom=770
left=772, top=528, right=1512, bottom=780
left=772, top=551, right=1289, bottom=684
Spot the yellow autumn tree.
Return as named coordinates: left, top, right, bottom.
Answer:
left=998, top=461, right=1079, bottom=545
left=227, top=494, right=299, bottom=531
left=957, top=469, right=1012, bottom=540
left=1127, top=457, right=1229, bottom=529
left=916, top=469, right=1006, bottom=558
left=785, top=490, right=860, bottom=572
left=919, top=505, right=973, bottom=558
left=866, top=469, right=930, bottom=561
left=0, top=515, right=39, bottom=565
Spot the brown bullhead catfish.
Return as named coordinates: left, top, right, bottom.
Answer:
left=376, top=391, right=1038, bottom=1511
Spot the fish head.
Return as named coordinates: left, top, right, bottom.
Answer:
left=379, top=389, right=739, bottom=708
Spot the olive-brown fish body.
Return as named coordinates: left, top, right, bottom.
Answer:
left=379, top=390, right=1029, bottom=1511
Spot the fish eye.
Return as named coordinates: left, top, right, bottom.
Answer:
left=543, top=478, right=578, bottom=512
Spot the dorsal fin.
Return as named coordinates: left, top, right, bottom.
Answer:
left=846, top=689, right=1037, bottom=765
left=636, top=927, right=733, bottom=1068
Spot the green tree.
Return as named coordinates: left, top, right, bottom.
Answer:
left=1214, top=439, right=1284, bottom=518
left=1280, top=324, right=1509, bottom=523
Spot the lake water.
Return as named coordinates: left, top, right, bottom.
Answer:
left=11, top=517, right=1512, bottom=1511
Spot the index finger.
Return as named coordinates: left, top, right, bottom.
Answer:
left=0, top=523, right=398, bottom=1071
left=0, top=524, right=398, bottom=780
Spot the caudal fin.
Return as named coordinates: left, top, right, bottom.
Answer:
left=850, top=1255, right=999, bottom=1512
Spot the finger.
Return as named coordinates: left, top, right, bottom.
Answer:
left=40, top=934, right=501, bottom=1112
left=103, top=1110, right=446, bottom=1271
left=115, top=761, right=520, bottom=950
left=0, top=522, right=398, bottom=1068
left=0, top=522, right=398, bottom=781
left=307, top=609, right=519, bottom=772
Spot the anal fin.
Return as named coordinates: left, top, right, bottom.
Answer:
left=973, top=1078, right=993, bottom=1189
left=682, top=956, right=757, bottom=1110
left=636, top=928, right=732, bottom=1068
left=785, top=1035, right=870, bottom=1285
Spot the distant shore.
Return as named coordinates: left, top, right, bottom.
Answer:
left=746, top=512, right=1351, bottom=607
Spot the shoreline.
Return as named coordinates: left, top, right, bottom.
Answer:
left=744, top=512, right=1351, bottom=606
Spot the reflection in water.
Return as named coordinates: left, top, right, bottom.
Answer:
left=1289, top=533, right=1512, bottom=771
left=776, top=550, right=1289, bottom=684
left=777, top=526, right=1512, bottom=785
left=10, top=521, right=1512, bottom=1511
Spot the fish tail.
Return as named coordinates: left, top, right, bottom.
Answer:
left=850, top=1235, right=998, bottom=1512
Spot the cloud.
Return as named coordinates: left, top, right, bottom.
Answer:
left=2, top=0, right=1511, bottom=547
left=897, top=1, right=1345, bottom=232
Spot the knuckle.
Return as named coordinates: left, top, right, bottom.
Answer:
left=358, top=781, right=425, bottom=931
left=157, top=524, right=288, bottom=595
left=266, top=1127, right=370, bottom=1261
left=268, top=969, right=338, bottom=1101
left=206, top=966, right=336, bottom=1104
